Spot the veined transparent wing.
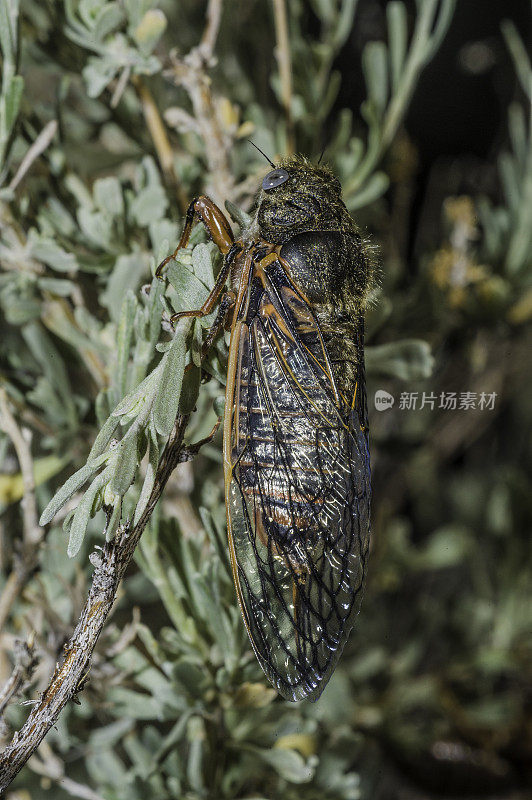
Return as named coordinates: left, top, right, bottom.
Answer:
left=224, top=257, right=371, bottom=702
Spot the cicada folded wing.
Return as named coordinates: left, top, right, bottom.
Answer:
left=224, top=257, right=371, bottom=702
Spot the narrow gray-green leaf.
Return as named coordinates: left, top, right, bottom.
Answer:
left=109, top=433, right=139, bottom=495
left=179, top=363, right=201, bottom=414
left=133, top=424, right=159, bottom=525
left=191, top=242, right=215, bottom=289
left=347, top=171, right=389, bottom=210
left=153, top=329, right=187, bottom=437
left=39, top=457, right=105, bottom=526
left=365, top=339, right=434, bottom=380
left=387, top=1, right=407, bottom=92
left=362, top=41, right=388, bottom=117
left=112, top=367, right=160, bottom=417
left=67, top=467, right=112, bottom=557
left=116, top=290, right=138, bottom=399
left=88, top=412, right=121, bottom=462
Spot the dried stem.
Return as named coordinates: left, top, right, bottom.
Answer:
left=199, top=0, right=223, bottom=61
left=271, top=0, right=294, bottom=154
left=28, top=741, right=106, bottom=800
left=0, top=636, right=37, bottom=718
left=8, top=120, right=58, bottom=192
left=0, top=414, right=192, bottom=791
left=132, top=75, right=188, bottom=213
left=165, top=0, right=236, bottom=207
left=0, top=390, right=43, bottom=633
left=0, top=390, right=40, bottom=548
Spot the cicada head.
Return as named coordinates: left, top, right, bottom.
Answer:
left=256, top=155, right=354, bottom=244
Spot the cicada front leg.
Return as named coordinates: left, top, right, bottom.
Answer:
left=169, top=241, right=241, bottom=328
left=158, top=195, right=242, bottom=354
left=156, top=195, right=235, bottom=277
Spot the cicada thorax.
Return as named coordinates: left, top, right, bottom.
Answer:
left=278, top=229, right=369, bottom=418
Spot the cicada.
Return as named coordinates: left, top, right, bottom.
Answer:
left=157, top=154, right=371, bottom=701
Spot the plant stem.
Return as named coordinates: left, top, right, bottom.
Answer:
left=0, top=414, right=191, bottom=791
left=272, top=0, right=294, bottom=154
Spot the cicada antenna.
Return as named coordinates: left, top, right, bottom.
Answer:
left=317, top=146, right=326, bottom=166
left=248, top=140, right=275, bottom=168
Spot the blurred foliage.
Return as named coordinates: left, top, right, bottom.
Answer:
left=1, top=0, right=531, bottom=798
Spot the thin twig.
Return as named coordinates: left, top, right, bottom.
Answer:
left=8, top=120, right=58, bottom=192
left=132, top=75, right=188, bottom=213
left=165, top=0, right=236, bottom=207
left=198, top=0, right=223, bottom=62
left=0, top=390, right=40, bottom=548
left=271, top=0, right=294, bottom=154
left=28, top=741, right=106, bottom=800
left=0, top=390, right=43, bottom=633
left=0, top=414, right=194, bottom=791
left=0, top=636, right=37, bottom=718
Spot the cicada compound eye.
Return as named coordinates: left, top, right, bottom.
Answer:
left=262, top=168, right=289, bottom=190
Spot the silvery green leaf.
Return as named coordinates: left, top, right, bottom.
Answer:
left=36, top=277, right=74, bottom=296
left=64, top=172, right=94, bottom=208
left=93, top=175, right=124, bottom=217
left=116, top=290, right=138, bottom=397
left=132, top=8, right=167, bottom=56
left=150, top=219, right=178, bottom=260
left=362, top=41, right=389, bottom=117
left=191, top=243, right=215, bottom=289
left=335, top=136, right=364, bottom=178
left=145, top=276, right=164, bottom=348
left=1, top=75, right=24, bottom=142
left=415, top=525, right=471, bottom=569
left=320, top=70, right=342, bottom=122
left=499, top=151, right=520, bottom=213
left=109, top=432, right=138, bottom=495
left=22, top=322, right=77, bottom=425
left=153, top=329, right=187, bottom=437
left=334, top=0, right=358, bottom=49
left=27, top=231, right=78, bottom=272
left=112, top=367, right=159, bottom=417
left=365, top=339, right=434, bottom=380
left=387, top=2, right=407, bottom=92
left=179, top=363, right=201, bottom=414
left=248, top=746, right=315, bottom=784
left=78, top=206, right=112, bottom=248
left=165, top=262, right=211, bottom=319
left=347, top=171, right=389, bottom=210
left=174, top=661, right=207, bottom=700
left=104, top=497, right=122, bottom=541
left=91, top=400, right=120, bottom=453
left=508, top=103, right=527, bottom=167
left=426, top=0, right=457, bottom=61
left=83, top=57, right=118, bottom=99
left=39, top=454, right=108, bottom=526
left=89, top=720, right=135, bottom=750
left=212, top=395, right=225, bottom=417
left=105, top=687, right=167, bottom=720
left=67, top=466, right=113, bottom=557
left=191, top=318, right=202, bottom=367
left=501, top=20, right=532, bottom=100
left=329, top=108, right=353, bottom=153
left=130, top=184, right=169, bottom=227
left=0, top=0, right=19, bottom=64
left=224, top=200, right=253, bottom=229
left=93, top=2, right=125, bottom=40
left=38, top=198, right=76, bottom=237
left=133, top=422, right=159, bottom=525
